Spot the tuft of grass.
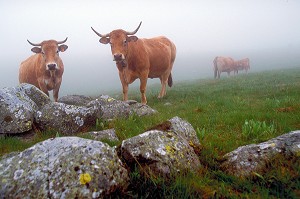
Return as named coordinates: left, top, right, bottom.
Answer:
left=242, top=119, right=276, bottom=142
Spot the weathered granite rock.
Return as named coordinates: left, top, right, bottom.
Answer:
left=220, top=130, right=300, bottom=178
left=0, top=83, right=50, bottom=134
left=89, top=129, right=119, bottom=142
left=35, top=102, right=102, bottom=135
left=120, top=130, right=201, bottom=178
left=58, top=95, right=93, bottom=106
left=148, top=117, right=202, bottom=155
left=59, top=94, right=157, bottom=120
left=0, top=137, right=129, bottom=198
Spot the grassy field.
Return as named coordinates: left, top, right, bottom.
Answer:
left=1, top=67, right=300, bottom=198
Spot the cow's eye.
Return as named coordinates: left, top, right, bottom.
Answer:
left=56, top=50, right=59, bottom=54
left=123, top=40, right=127, bottom=46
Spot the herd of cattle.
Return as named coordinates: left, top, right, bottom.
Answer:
left=213, top=56, right=250, bottom=79
left=18, top=22, right=249, bottom=104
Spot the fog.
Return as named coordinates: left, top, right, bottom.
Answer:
left=1, top=0, right=300, bottom=97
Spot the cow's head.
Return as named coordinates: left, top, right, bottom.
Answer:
left=91, top=22, right=142, bottom=66
left=27, top=38, right=68, bottom=71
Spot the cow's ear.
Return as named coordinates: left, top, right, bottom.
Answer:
left=99, top=37, right=110, bottom=44
left=59, top=44, right=68, bottom=52
left=31, top=47, right=42, bottom=54
left=127, top=36, right=138, bottom=42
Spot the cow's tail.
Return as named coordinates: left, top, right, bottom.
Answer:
left=168, top=73, right=173, bottom=87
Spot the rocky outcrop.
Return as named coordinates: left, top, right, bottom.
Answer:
left=0, top=84, right=50, bottom=134
left=220, top=131, right=300, bottom=178
left=35, top=102, right=102, bottom=135
left=120, top=117, right=202, bottom=178
left=0, top=85, right=157, bottom=135
left=0, top=137, right=129, bottom=198
left=89, top=129, right=119, bottom=142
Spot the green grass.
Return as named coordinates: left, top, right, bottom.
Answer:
left=1, top=67, right=300, bottom=198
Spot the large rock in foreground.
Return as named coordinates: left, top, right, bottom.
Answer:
left=0, top=84, right=50, bottom=134
left=220, top=131, right=300, bottom=178
left=120, top=117, right=202, bottom=178
left=0, top=137, right=129, bottom=198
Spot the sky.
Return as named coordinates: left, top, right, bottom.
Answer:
left=1, top=0, right=300, bottom=97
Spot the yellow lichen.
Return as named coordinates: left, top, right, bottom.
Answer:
left=79, top=173, right=91, bottom=185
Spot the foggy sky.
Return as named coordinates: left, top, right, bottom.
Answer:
left=1, top=0, right=300, bottom=97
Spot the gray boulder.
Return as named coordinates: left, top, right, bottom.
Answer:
left=0, top=137, right=129, bottom=198
left=220, top=130, right=300, bottom=178
left=59, top=94, right=157, bottom=120
left=58, top=95, right=93, bottom=106
left=120, top=129, right=201, bottom=178
left=35, top=102, right=102, bottom=135
left=0, top=83, right=50, bottom=134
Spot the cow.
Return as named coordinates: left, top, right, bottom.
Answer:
left=19, top=38, right=68, bottom=102
left=213, top=56, right=236, bottom=79
left=91, top=22, right=176, bottom=104
left=234, top=58, right=250, bottom=74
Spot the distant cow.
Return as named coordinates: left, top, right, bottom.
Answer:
left=213, top=56, right=236, bottom=79
left=19, top=38, right=68, bottom=101
left=91, top=22, right=176, bottom=104
left=234, top=58, right=250, bottom=74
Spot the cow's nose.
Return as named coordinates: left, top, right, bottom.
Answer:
left=113, top=53, right=123, bottom=61
left=47, top=63, right=57, bottom=70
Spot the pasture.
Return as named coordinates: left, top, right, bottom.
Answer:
left=1, top=67, right=300, bottom=198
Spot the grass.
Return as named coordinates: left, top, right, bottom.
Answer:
left=1, top=67, right=300, bottom=198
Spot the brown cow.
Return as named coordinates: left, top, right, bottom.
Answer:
left=213, top=56, right=236, bottom=79
left=19, top=38, right=68, bottom=102
left=91, top=22, right=176, bottom=104
left=234, top=58, right=250, bottom=74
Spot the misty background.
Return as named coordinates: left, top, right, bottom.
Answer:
left=1, top=0, right=300, bottom=97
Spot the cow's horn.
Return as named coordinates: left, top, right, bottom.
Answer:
left=125, top=21, right=142, bottom=35
left=57, top=37, right=68, bottom=44
left=91, top=27, right=110, bottom=38
left=27, top=40, right=42, bottom=46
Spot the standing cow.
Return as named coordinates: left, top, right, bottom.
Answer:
left=213, top=56, right=236, bottom=79
left=91, top=22, right=176, bottom=104
left=19, top=38, right=68, bottom=102
left=234, top=58, right=250, bottom=74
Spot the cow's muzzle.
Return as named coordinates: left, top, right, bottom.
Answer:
left=47, top=63, right=57, bottom=71
left=113, top=53, right=125, bottom=62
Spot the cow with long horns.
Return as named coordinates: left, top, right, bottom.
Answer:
left=19, top=38, right=68, bottom=101
left=91, top=22, right=176, bottom=104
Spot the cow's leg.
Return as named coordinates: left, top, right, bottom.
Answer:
left=118, top=71, right=129, bottom=101
left=139, top=76, right=148, bottom=105
left=53, top=81, right=62, bottom=102
left=158, top=74, right=168, bottom=98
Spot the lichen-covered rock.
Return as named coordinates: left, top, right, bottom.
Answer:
left=120, top=130, right=201, bottom=178
left=0, top=83, right=50, bottom=134
left=169, top=116, right=202, bottom=154
left=148, top=117, right=202, bottom=155
left=58, top=95, right=93, bottom=106
left=89, top=129, right=119, bottom=142
left=220, top=130, right=300, bottom=178
left=0, top=137, right=129, bottom=198
left=35, top=102, right=102, bottom=135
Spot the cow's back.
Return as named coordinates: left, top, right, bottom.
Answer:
left=216, top=56, right=235, bottom=72
left=141, top=36, right=176, bottom=78
left=19, top=54, right=41, bottom=87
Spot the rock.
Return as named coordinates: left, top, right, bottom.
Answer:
left=220, top=130, right=300, bottom=178
left=120, top=129, right=201, bottom=178
left=35, top=102, right=102, bottom=135
left=89, top=129, right=119, bottom=142
left=58, top=95, right=93, bottom=106
left=0, top=83, right=50, bottom=134
left=147, top=117, right=202, bottom=155
left=0, top=137, right=129, bottom=198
